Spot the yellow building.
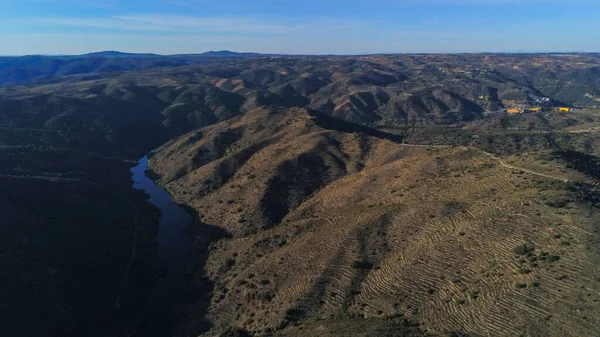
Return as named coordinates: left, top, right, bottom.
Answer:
left=525, top=107, right=542, bottom=113
left=507, top=108, right=521, bottom=114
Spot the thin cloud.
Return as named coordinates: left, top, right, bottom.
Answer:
left=15, top=14, right=369, bottom=37
left=27, top=15, right=299, bottom=34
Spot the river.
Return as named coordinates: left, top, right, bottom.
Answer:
left=130, top=155, right=193, bottom=337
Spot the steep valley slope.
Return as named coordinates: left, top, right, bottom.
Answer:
left=150, top=106, right=600, bottom=336
left=0, top=82, right=201, bottom=336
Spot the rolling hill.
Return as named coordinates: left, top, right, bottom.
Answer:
left=1, top=53, right=599, bottom=336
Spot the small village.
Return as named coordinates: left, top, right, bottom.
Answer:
left=506, top=106, right=575, bottom=114
left=502, top=94, right=579, bottom=114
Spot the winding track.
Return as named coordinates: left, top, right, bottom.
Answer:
left=400, top=142, right=571, bottom=183
left=475, top=148, right=571, bottom=183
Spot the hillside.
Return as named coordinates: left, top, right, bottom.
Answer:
left=0, top=54, right=599, bottom=336
left=0, top=79, right=196, bottom=335
left=149, top=106, right=600, bottom=336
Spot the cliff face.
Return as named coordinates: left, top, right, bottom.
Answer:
left=150, top=106, right=600, bottom=336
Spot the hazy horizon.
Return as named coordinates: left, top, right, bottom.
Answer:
left=1, top=50, right=600, bottom=58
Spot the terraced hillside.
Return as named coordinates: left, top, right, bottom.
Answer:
left=150, top=106, right=600, bottom=336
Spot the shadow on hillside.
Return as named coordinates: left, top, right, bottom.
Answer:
left=176, top=205, right=233, bottom=336
left=306, top=108, right=405, bottom=143
left=552, top=150, right=600, bottom=180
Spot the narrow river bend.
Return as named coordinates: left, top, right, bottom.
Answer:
left=130, top=155, right=193, bottom=337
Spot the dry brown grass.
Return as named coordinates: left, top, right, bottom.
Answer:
left=150, top=107, right=600, bottom=336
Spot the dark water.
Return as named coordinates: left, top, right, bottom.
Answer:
left=131, top=156, right=192, bottom=337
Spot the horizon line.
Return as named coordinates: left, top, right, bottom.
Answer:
left=1, top=50, right=600, bottom=58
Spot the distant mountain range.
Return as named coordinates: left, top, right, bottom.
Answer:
left=0, top=50, right=270, bottom=86
left=81, top=50, right=265, bottom=58
left=3, top=51, right=600, bottom=88
left=176, top=50, right=265, bottom=57
left=80, top=50, right=161, bottom=58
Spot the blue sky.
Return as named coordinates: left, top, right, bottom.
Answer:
left=0, top=0, right=599, bottom=55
